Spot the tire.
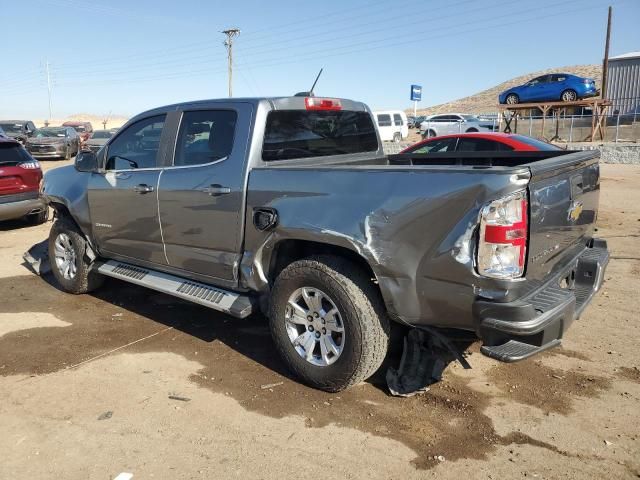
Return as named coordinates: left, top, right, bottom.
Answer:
left=48, top=219, right=104, bottom=294
left=392, top=132, right=401, bottom=143
left=25, top=207, right=49, bottom=226
left=465, top=128, right=478, bottom=133
left=422, top=129, right=437, bottom=139
left=561, top=89, right=577, bottom=102
left=269, top=255, right=390, bottom=392
left=505, top=93, right=519, bottom=105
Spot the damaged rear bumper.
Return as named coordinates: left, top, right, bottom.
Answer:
left=474, top=238, right=609, bottom=362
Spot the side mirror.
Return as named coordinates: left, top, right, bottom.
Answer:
left=75, top=151, right=98, bottom=172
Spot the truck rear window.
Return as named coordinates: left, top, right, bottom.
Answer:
left=262, top=110, right=378, bottom=161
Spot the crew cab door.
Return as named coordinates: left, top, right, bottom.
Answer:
left=87, top=114, right=168, bottom=264
left=157, top=104, right=252, bottom=287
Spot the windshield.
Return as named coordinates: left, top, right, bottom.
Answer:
left=0, top=123, right=24, bottom=133
left=34, top=128, right=65, bottom=138
left=69, top=125, right=86, bottom=133
left=262, top=110, right=378, bottom=161
left=91, top=130, right=113, bottom=139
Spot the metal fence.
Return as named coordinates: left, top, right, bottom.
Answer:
left=477, top=96, right=640, bottom=143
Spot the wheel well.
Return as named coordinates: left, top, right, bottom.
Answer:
left=465, top=128, right=478, bottom=133
left=268, top=239, right=378, bottom=286
left=50, top=202, right=81, bottom=230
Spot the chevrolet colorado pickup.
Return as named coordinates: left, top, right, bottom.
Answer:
left=42, top=96, right=609, bottom=392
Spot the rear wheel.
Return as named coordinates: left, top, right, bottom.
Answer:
left=505, top=93, right=519, bottom=105
left=48, top=219, right=104, bottom=294
left=561, top=89, right=577, bottom=102
left=465, top=127, right=478, bottom=133
left=269, top=256, right=390, bottom=392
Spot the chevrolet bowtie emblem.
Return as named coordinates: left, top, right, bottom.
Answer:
left=568, top=201, right=584, bottom=222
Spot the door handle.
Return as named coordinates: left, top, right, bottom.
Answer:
left=133, top=184, right=155, bottom=194
left=201, top=184, right=231, bottom=196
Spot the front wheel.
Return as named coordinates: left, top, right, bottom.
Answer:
left=422, top=129, right=436, bottom=139
left=48, top=219, right=104, bottom=294
left=269, top=256, right=390, bottom=392
left=505, top=93, right=519, bottom=105
left=392, top=132, right=401, bottom=143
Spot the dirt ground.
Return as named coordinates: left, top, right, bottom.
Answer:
left=0, top=161, right=638, bottom=479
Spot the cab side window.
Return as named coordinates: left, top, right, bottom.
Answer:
left=393, top=114, right=403, bottom=126
left=105, top=115, right=165, bottom=170
left=174, top=110, right=237, bottom=167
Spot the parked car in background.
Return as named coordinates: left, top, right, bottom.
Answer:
left=0, top=126, right=6, bottom=137
left=83, top=129, right=114, bottom=153
left=419, top=113, right=498, bottom=138
left=373, top=110, right=408, bottom=142
left=401, top=132, right=561, bottom=154
left=26, top=127, right=80, bottom=160
left=411, top=115, right=426, bottom=128
left=0, top=120, right=37, bottom=144
left=62, top=121, right=93, bottom=143
left=0, top=136, right=46, bottom=224
left=499, top=73, right=598, bottom=105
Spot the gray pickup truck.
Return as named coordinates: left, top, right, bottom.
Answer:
left=42, top=95, right=609, bottom=392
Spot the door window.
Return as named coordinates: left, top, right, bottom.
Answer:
left=456, top=138, right=513, bottom=152
left=393, top=114, right=403, bottom=126
left=377, top=114, right=392, bottom=127
left=174, top=110, right=237, bottom=166
left=105, top=115, right=165, bottom=170
left=408, top=138, right=457, bottom=153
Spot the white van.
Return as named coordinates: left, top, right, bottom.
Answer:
left=373, top=110, right=409, bottom=142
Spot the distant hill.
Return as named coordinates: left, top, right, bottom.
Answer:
left=35, top=113, right=129, bottom=130
left=413, top=64, right=601, bottom=115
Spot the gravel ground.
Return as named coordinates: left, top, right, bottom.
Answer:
left=0, top=160, right=638, bottom=479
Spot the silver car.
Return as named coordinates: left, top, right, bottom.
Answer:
left=26, top=127, right=80, bottom=160
left=83, top=129, right=114, bottom=153
left=419, top=113, right=498, bottom=138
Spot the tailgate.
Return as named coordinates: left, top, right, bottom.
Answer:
left=526, top=150, right=600, bottom=281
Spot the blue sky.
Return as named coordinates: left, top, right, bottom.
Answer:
left=2, top=0, right=638, bottom=119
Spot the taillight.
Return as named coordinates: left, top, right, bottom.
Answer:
left=19, top=160, right=40, bottom=170
left=477, top=190, right=528, bottom=279
left=305, top=97, right=342, bottom=111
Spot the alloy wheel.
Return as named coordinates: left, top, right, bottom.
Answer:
left=53, top=233, right=77, bottom=280
left=284, top=287, right=345, bottom=367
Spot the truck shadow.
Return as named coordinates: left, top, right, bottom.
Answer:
left=36, top=271, right=473, bottom=394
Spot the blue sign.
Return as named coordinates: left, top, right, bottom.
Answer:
left=410, top=84, right=422, bottom=101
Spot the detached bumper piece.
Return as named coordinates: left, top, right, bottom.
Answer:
left=475, top=239, right=609, bottom=362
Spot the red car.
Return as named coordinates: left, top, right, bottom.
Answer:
left=401, top=132, right=561, bottom=154
left=62, top=121, right=94, bottom=144
left=0, top=136, right=47, bottom=224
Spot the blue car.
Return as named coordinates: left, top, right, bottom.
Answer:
left=499, top=73, right=598, bottom=105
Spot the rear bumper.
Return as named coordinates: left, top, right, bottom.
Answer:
left=475, top=238, right=609, bottom=362
left=0, top=197, right=46, bottom=221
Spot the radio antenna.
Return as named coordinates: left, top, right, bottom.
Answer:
left=309, top=68, right=323, bottom=96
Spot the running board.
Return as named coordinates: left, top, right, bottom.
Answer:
left=96, top=260, right=254, bottom=318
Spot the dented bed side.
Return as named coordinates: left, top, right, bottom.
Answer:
left=240, top=164, right=528, bottom=328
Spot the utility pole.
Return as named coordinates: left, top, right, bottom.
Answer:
left=601, top=6, right=612, bottom=99
left=222, top=28, right=240, bottom=97
left=45, top=59, right=53, bottom=126
left=102, top=110, right=112, bottom=130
